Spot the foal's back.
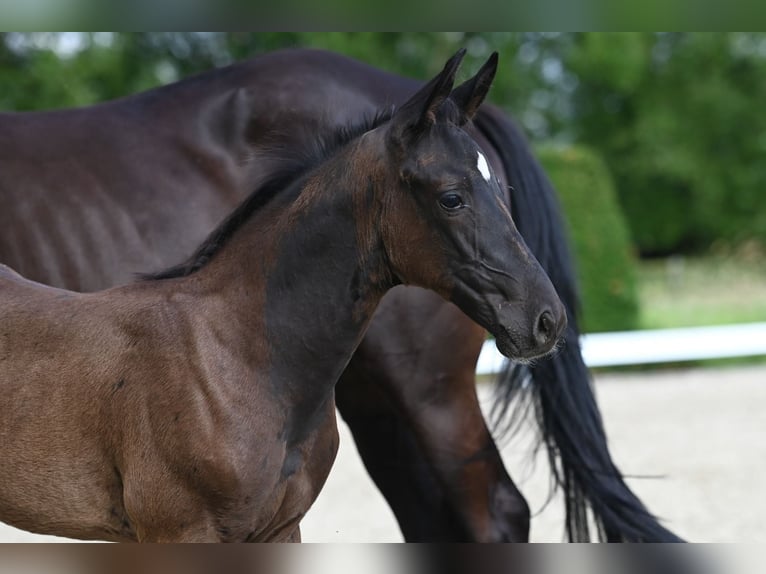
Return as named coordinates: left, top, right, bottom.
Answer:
left=0, top=270, right=133, bottom=539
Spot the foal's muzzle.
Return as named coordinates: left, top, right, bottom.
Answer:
left=492, top=298, right=567, bottom=362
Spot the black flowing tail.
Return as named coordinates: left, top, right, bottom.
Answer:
left=474, top=106, right=684, bottom=542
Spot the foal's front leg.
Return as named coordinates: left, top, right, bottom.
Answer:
left=134, top=518, right=222, bottom=542
left=121, top=466, right=232, bottom=542
left=337, top=287, right=531, bottom=542
left=134, top=516, right=302, bottom=542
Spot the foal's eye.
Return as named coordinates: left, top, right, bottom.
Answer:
left=438, top=192, right=465, bottom=211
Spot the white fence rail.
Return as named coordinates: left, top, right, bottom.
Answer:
left=476, top=322, right=766, bottom=374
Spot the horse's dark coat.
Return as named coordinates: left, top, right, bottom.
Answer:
left=0, top=51, right=565, bottom=542
left=0, top=47, right=682, bottom=542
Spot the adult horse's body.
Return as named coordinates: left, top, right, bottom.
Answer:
left=0, top=48, right=681, bottom=541
left=0, top=52, right=567, bottom=542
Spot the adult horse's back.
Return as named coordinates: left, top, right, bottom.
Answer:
left=0, top=82, right=252, bottom=290
left=0, top=47, right=680, bottom=541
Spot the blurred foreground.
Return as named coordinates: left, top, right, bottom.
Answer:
left=0, top=537, right=755, bottom=574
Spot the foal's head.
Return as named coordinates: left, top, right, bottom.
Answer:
left=367, top=50, right=567, bottom=361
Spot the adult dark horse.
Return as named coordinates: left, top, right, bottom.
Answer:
left=0, top=48, right=681, bottom=542
left=0, top=52, right=567, bottom=542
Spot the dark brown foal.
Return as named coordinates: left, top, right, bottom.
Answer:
left=0, top=52, right=565, bottom=542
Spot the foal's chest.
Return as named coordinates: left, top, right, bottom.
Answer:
left=248, top=403, right=340, bottom=541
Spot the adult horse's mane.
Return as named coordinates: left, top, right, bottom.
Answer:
left=145, top=109, right=394, bottom=281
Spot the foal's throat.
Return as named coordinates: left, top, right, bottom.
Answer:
left=197, top=141, right=392, bottom=400
left=263, top=156, right=392, bottom=385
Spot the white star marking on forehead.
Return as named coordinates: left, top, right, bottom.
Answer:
left=477, top=151, right=491, bottom=182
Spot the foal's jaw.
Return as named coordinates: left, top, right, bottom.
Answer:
left=441, top=194, right=568, bottom=361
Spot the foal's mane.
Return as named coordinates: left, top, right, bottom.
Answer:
left=144, top=110, right=393, bottom=281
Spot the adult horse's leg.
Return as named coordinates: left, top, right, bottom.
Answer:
left=335, top=286, right=529, bottom=543
left=335, top=377, right=467, bottom=541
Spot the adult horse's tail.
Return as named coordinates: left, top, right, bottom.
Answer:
left=474, top=106, right=684, bottom=542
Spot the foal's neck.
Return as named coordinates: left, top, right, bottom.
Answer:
left=194, top=136, right=393, bottom=436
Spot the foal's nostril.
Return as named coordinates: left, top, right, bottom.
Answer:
left=533, top=310, right=555, bottom=347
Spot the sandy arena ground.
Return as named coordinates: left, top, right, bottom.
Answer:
left=1, top=364, right=764, bottom=543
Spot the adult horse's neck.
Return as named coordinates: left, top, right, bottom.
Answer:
left=187, top=132, right=393, bottom=443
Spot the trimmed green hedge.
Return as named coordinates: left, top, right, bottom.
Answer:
left=536, top=145, right=640, bottom=333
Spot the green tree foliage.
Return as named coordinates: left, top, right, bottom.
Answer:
left=537, top=145, right=640, bottom=332
left=567, top=33, right=766, bottom=254
left=0, top=33, right=529, bottom=110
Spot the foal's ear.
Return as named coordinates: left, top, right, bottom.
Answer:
left=389, top=49, right=466, bottom=144
left=450, top=52, right=499, bottom=124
